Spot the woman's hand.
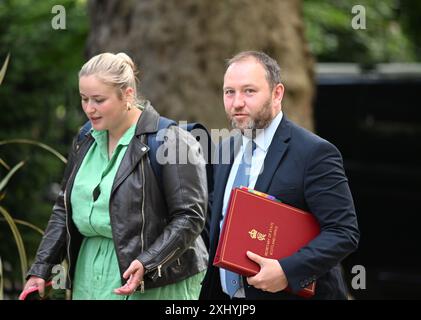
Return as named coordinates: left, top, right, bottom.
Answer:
left=22, top=276, right=46, bottom=298
left=114, top=259, right=145, bottom=295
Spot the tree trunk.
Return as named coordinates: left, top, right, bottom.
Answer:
left=86, top=0, right=315, bottom=131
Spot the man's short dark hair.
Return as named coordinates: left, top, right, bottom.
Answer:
left=226, top=51, right=282, bottom=89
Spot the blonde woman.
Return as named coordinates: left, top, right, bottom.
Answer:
left=22, top=52, right=208, bottom=300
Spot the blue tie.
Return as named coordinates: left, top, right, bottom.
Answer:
left=223, top=139, right=256, bottom=298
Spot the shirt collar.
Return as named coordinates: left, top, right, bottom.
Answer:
left=242, top=110, right=283, bottom=152
left=91, top=123, right=137, bottom=147
left=117, top=123, right=137, bottom=146
left=91, top=123, right=137, bottom=159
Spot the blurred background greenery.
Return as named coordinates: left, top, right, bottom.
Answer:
left=304, top=0, right=421, bottom=64
left=0, top=0, right=87, bottom=298
left=1, top=0, right=420, bottom=299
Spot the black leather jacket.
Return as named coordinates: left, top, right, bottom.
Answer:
left=27, top=103, right=209, bottom=291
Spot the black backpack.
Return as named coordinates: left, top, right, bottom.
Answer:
left=77, top=117, right=213, bottom=249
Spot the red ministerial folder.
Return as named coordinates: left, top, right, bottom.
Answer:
left=213, top=187, right=320, bottom=298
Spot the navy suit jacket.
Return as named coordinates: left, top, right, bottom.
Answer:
left=200, top=116, right=360, bottom=300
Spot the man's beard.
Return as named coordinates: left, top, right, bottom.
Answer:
left=229, top=99, right=273, bottom=138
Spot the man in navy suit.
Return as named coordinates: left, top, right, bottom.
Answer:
left=199, top=51, right=360, bottom=300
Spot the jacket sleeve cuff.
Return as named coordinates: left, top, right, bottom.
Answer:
left=279, top=256, right=317, bottom=294
left=26, top=262, right=54, bottom=281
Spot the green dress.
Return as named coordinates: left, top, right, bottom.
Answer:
left=70, top=124, right=204, bottom=300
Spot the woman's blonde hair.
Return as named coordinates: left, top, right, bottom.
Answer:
left=79, top=52, right=143, bottom=107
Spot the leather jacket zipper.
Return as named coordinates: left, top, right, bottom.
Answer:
left=150, top=247, right=180, bottom=278
left=140, top=157, right=145, bottom=252
left=139, top=157, right=146, bottom=293
left=63, top=189, right=72, bottom=288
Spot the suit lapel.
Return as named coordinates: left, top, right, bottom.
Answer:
left=210, top=118, right=291, bottom=253
left=209, top=134, right=241, bottom=252
left=254, top=116, right=291, bottom=193
left=212, top=135, right=241, bottom=210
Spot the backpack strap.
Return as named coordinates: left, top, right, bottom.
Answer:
left=75, top=117, right=213, bottom=250
left=76, top=118, right=212, bottom=192
left=180, top=122, right=214, bottom=250
left=147, top=116, right=177, bottom=187
left=77, top=121, right=92, bottom=143
left=180, top=122, right=214, bottom=193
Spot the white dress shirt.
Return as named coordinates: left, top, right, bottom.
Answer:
left=219, top=111, right=284, bottom=297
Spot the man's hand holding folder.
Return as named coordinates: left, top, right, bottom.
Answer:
left=245, top=250, right=289, bottom=293
left=213, top=187, right=320, bottom=298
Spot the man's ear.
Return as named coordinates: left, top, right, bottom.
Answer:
left=273, top=83, right=285, bottom=104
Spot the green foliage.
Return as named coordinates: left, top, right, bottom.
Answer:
left=0, top=139, right=68, bottom=165
left=0, top=0, right=88, bottom=296
left=303, top=0, right=420, bottom=64
left=0, top=160, right=28, bottom=298
left=0, top=160, right=25, bottom=193
left=0, top=139, right=67, bottom=299
left=0, top=257, right=3, bottom=300
left=0, top=218, right=45, bottom=237
left=400, top=0, right=421, bottom=59
left=0, top=206, right=28, bottom=287
left=0, top=53, right=10, bottom=85
left=1, top=54, right=70, bottom=300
